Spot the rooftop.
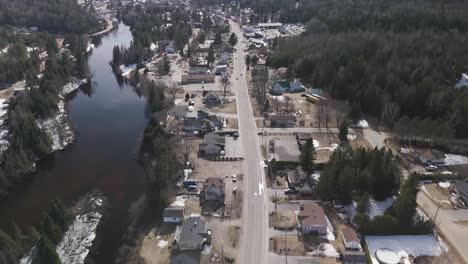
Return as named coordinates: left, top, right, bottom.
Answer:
left=163, top=207, right=185, bottom=218
left=342, top=226, right=359, bottom=243
left=298, top=201, right=327, bottom=227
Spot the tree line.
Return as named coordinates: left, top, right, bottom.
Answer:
left=0, top=199, right=73, bottom=264
left=265, top=0, right=468, bottom=138
left=0, top=0, right=101, bottom=34
left=0, top=35, right=89, bottom=199
left=317, top=146, right=401, bottom=202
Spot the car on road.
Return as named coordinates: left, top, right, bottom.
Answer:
left=233, top=131, right=239, bottom=139
left=425, top=165, right=438, bottom=171
left=232, top=174, right=237, bottom=182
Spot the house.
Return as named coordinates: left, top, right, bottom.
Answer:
left=181, top=74, right=215, bottom=84
left=199, top=132, right=225, bottom=156
left=289, top=80, right=305, bottom=93
left=170, top=252, right=200, bottom=264
left=204, top=92, right=221, bottom=107
left=257, top=22, right=283, bottom=29
left=215, top=65, right=228, bottom=75
left=298, top=201, right=327, bottom=235
left=287, top=167, right=307, bottom=189
left=173, top=216, right=210, bottom=251
left=296, top=132, right=313, bottom=149
left=183, top=118, right=203, bottom=133
left=270, top=115, right=296, bottom=128
left=163, top=207, right=185, bottom=224
left=341, top=226, right=362, bottom=250
left=252, top=64, right=268, bottom=76
left=271, top=80, right=304, bottom=95
left=205, top=115, right=224, bottom=130
left=197, top=109, right=209, bottom=119
left=168, top=105, right=188, bottom=119
left=200, top=177, right=225, bottom=213
left=343, top=251, right=367, bottom=264
left=454, top=181, right=468, bottom=205
left=417, top=150, right=446, bottom=166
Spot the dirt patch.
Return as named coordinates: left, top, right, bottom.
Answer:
left=139, top=226, right=174, bottom=264
left=199, top=99, right=238, bottom=115
left=272, top=211, right=298, bottom=229
left=226, top=226, right=241, bottom=248
left=273, top=235, right=305, bottom=256
left=272, top=175, right=289, bottom=188
left=225, top=118, right=238, bottom=129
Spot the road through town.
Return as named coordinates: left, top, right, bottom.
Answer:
left=230, top=21, right=269, bottom=264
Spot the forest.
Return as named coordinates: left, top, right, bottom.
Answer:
left=0, top=0, right=101, bottom=34
left=0, top=33, right=89, bottom=199
left=0, top=199, right=73, bottom=263
left=112, top=4, right=192, bottom=66
left=263, top=0, right=468, bottom=138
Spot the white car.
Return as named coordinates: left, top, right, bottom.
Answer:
left=232, top=174, right=237, bottom=182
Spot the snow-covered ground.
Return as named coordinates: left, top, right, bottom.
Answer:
left=119, top=64, right=137, bottom=76
left=307, top=243, right=339, bottom=258
left=36, top=79, right=86, bottom=151
left=321, top=216, right=335, bottom=241
left=366, top=235, right=447, bottom=264
left=171, top=195, right=188, bottom=207
left=444, top=154, right=468, bottom=166
left=56, top=196, right=104, bottom=264
left=20, top=195, right=105, bottom=264
left=368, top=197, right=395, bottom=219
left=455, top=73, right=468, bottom=89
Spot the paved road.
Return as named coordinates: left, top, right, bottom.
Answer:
left=230, top=21, right=269, bottom=264
left=417, top=192, right=468, bottom=263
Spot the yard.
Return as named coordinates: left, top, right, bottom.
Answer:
left=273, top=235, right=305, bottom=256
left=272, top=210, right=298, bottom=229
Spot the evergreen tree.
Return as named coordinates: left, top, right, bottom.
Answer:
left=299, top=139, right=315, bottom=174
left=32, top=235, right=60, bottom=264
left=228, top=32, right=238, bottom=46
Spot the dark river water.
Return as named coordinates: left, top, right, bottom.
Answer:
left=0, top=23, right=147, bottom=263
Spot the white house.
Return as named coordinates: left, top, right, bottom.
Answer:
left=341, top=226, right=362, bottom=250
left=163, top=207, right=185, bottom=223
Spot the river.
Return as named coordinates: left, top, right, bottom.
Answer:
left=0, top=23, right=147, bottom=263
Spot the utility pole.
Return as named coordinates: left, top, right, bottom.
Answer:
left=284, top=218, right=288, bottom=264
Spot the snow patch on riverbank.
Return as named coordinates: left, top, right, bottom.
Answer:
left=36, top=79, right=86, bottom=151
left=56, top=196, right=104, bottom=264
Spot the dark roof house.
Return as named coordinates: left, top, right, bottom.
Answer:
left=270, top=115, right=296, bottom=128
left=343, top=251, right=367, bottom=264
left=200, top=177, right=225, bottom=213
left=163, top=207, right=185, bottom=223
left=454, top=181, right=468, bottom=205
left=173, top=216, right=210, bottom=251
left=199, top=132, right=225, bottom=156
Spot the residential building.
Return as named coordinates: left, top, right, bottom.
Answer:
left=205, top=115, right=224, bottom=130
left=204, top=92, right=221, bottom=107
left=173, top=216, right=210, bottom=251
left=341, top=226, right=362, bottom=250
left=270, top=115, right=296, bottom=128
left=298, top=201, right=327, bottom=235
left=417, top=150, right=446, bottom=166
left=296, top=132, right=313, bottom=149
left=287, top=167, right=307, bottom=189
left=200, top=177, right=225, bottom=213
left=454, top=181, right=468, bottom=205
left=197, top=109, right=209, bottom=119
left=199, top=132, right=225, bottom=156
left=343, top=251, right=367, bottom=264
left=271, top=80, right=305, bottom=95
left=170, top=252, right=200, bottom=264
left=181, top=74, right=215, bottom=84
left=183, top=118, right=203, bottom=133
left=258, top=22, right=283, bottom=29
left=163, top=207, right=185, bottom=224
